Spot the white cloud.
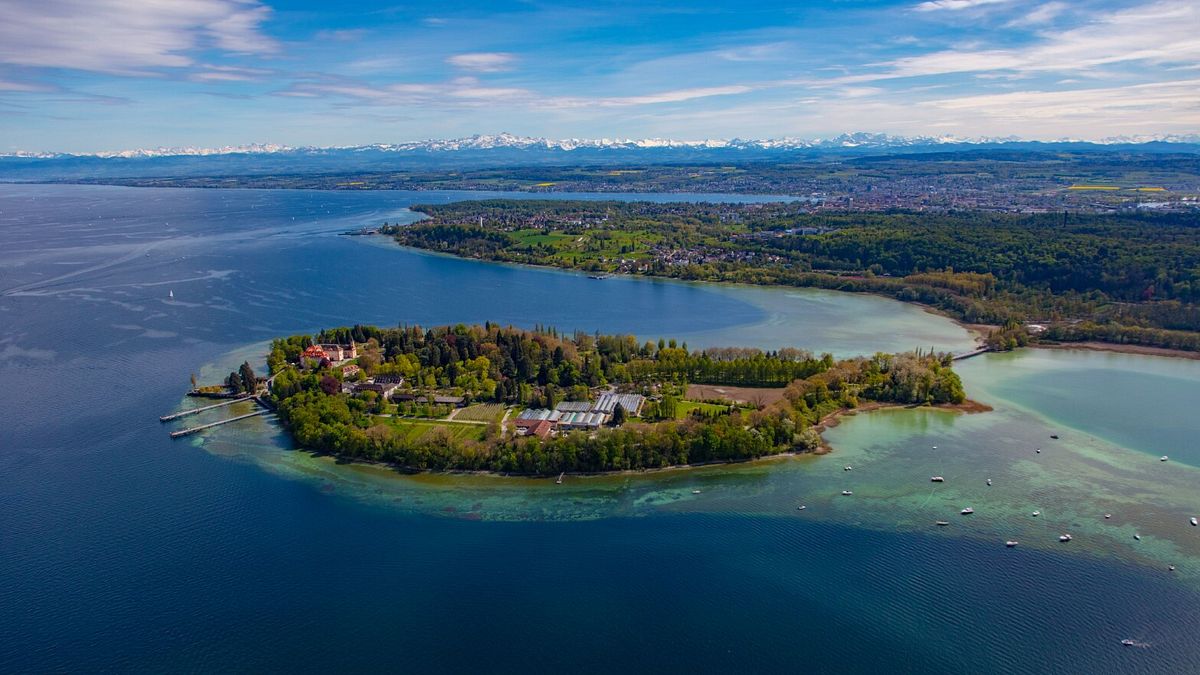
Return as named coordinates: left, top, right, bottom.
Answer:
left=584, top=85, right=754, bottom=107
left=856, top=1, right=1200, bottom=81
left=913, top=0, right=1009, bottom=12
left=446, top=52, right=516, bottom=72
left=926, top=78, right=1200, bottom=133
left=1005, top=1, right=1068, bottom=27
left=0, top=0, right=278, bottom=75
left=189, top=65, right=271, bottom=83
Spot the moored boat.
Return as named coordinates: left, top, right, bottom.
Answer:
left=961, top=507, right=974, bottom=515
left=1006, top=540, right=1018, bottom=547
left=1059, top=534, right=1072, bottom=542
left=930, top=476, right=944, bottom=482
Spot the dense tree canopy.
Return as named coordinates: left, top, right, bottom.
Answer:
left=267, top=323, right=968, bottom=474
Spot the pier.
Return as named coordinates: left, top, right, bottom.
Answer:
left=169, top=410, right=272, bottom=438
left=952, top=347, right=991, bottom=361
left=159, top=396, right=253, bottom=422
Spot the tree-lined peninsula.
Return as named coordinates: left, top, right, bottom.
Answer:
left=267, top=323, right=969, bottom=474
left=386, top=201, right=1200, bottom=353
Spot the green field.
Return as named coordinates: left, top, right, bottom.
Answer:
left=675, top=400, right=733, bottom=419
left=508, top=228, right=662, bottom=268
left=384, top=418, right=487, bottom=443
left=454, top=403, right=506, bottom=423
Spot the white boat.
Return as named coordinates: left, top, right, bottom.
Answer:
left=961, top=508, right=974, bottom=515
left=1105, top=514, right=1112, bottom=519
left=168, top=289, right=174, bottom=299
left=841, top=490, right=853, bottom=496
left=1036, top=448, right=1041, bottom=453
left=1005, top=540, right=1019, bottom=547
left=986, top=478, right=992, bottom=486
left=797, top=505, right=806, bottom=511
left=844, top=465, right=853, bottom=471
left=1134, top=534, right=1141, bottom=540
left=1121, top=639, right=1136, bottom=647
left=930, top=476, right=944, bottom=482
left=692, top=489, right=701, bottom=494
left=931, top=446, right=937, bottom=449
left=1168, top=565, right=1176, bottom=571
left=1191, top=517, right=1197, bottom=526
left=935, top=521, right=950, bottom=526
left=556, top=472, right=564, bottom=484
left=1059, top=534, right=1072, bottom=542
left=1032, top=511, right=1040, bottom=517
left=1161, top=455, right=1169, bottom=462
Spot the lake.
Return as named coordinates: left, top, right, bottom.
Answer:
left=2, top=184, right=1198, bottom=673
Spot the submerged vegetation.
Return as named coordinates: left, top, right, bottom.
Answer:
left=389, top=201, right=1200, bottom=352
left=267, top=323, right=967, bottom=474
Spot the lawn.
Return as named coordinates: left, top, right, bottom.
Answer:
left=386, top=418, right=487, bottom=443
left=674, top=400, right=735, bottom=419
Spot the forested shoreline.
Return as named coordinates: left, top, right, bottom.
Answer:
left=267, top=323, right=968, bottom=474
left=387, top=201, right=1200, bottom=352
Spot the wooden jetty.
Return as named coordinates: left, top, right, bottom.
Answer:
left=159, top=396, right=253, bottom=422
left=169, top=410, right=271, bottom=438
left=951, top=347, right=991, bottom=362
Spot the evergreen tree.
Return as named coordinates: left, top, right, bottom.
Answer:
left=612, top=402, right=627, bottom=426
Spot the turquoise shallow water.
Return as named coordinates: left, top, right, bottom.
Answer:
left=3, top=184, right=1199, bottom=673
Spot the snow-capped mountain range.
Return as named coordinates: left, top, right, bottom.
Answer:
left=6, top=131, right=1200, bottom=159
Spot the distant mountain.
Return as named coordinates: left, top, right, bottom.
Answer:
left=2, top=132, right=1198, bottom=181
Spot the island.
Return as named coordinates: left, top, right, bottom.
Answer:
left=383, top=200, right=1200, bottom=354
left=260, top=323, right=975, bottom=474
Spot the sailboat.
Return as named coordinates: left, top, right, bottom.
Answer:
left=168, top=289, right=174, bottom=299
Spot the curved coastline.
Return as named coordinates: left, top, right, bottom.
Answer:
left=276, top=398, right=993, bottom=479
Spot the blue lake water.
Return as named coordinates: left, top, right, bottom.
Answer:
left=2, top=184, right=1199, bottom=673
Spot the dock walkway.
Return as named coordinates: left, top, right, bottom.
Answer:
left=169, top=410, right=272, bottom=438
left=159, top=396, right=253, bottom=422
left=952, top=347, right=991, bottom=361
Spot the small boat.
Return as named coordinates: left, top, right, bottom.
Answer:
left=1006, top=540, right=1018, bottom=547
left=1059, top=534, right=1072, bottom=542
left=961, top=508, right=974, bottom=515
left=1050, top=434, right=1059, bottom=439
left=1032, top=511, right=1040, bottom=517
left=692, top=489, right=701, bottom=495
left=1134, top=534, right=1141, bottom=540
left=935, top=521, right=950, bottom=526
left=1036, top=448, right=1041, bottom=454
left=556, top=472, right=564, bottom=484
left=986, top=478, right=992, bottom=486
left=1105, top=514, right=1112, bottom=519
left=844, top=465, right=853, bottom=471
left=797, top=505, right=806, bottom=511
left=1121, top=639, right=1136, bottom=647
left=841, top=490, right=853, bottom=496
left=930, top=476, right=945, bottom=482
left=1191, top=517, right=1198, bottom=526
left=168, top=289, right=174, bottom=299
left=1169, top=565, right=1176, bottom=571
left=1161, top=456, right=1169, bottom=462
left=931, top=446, right=938, bottom=449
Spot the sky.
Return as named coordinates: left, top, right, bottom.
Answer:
left=0, top=0, right=1197, bottom=152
